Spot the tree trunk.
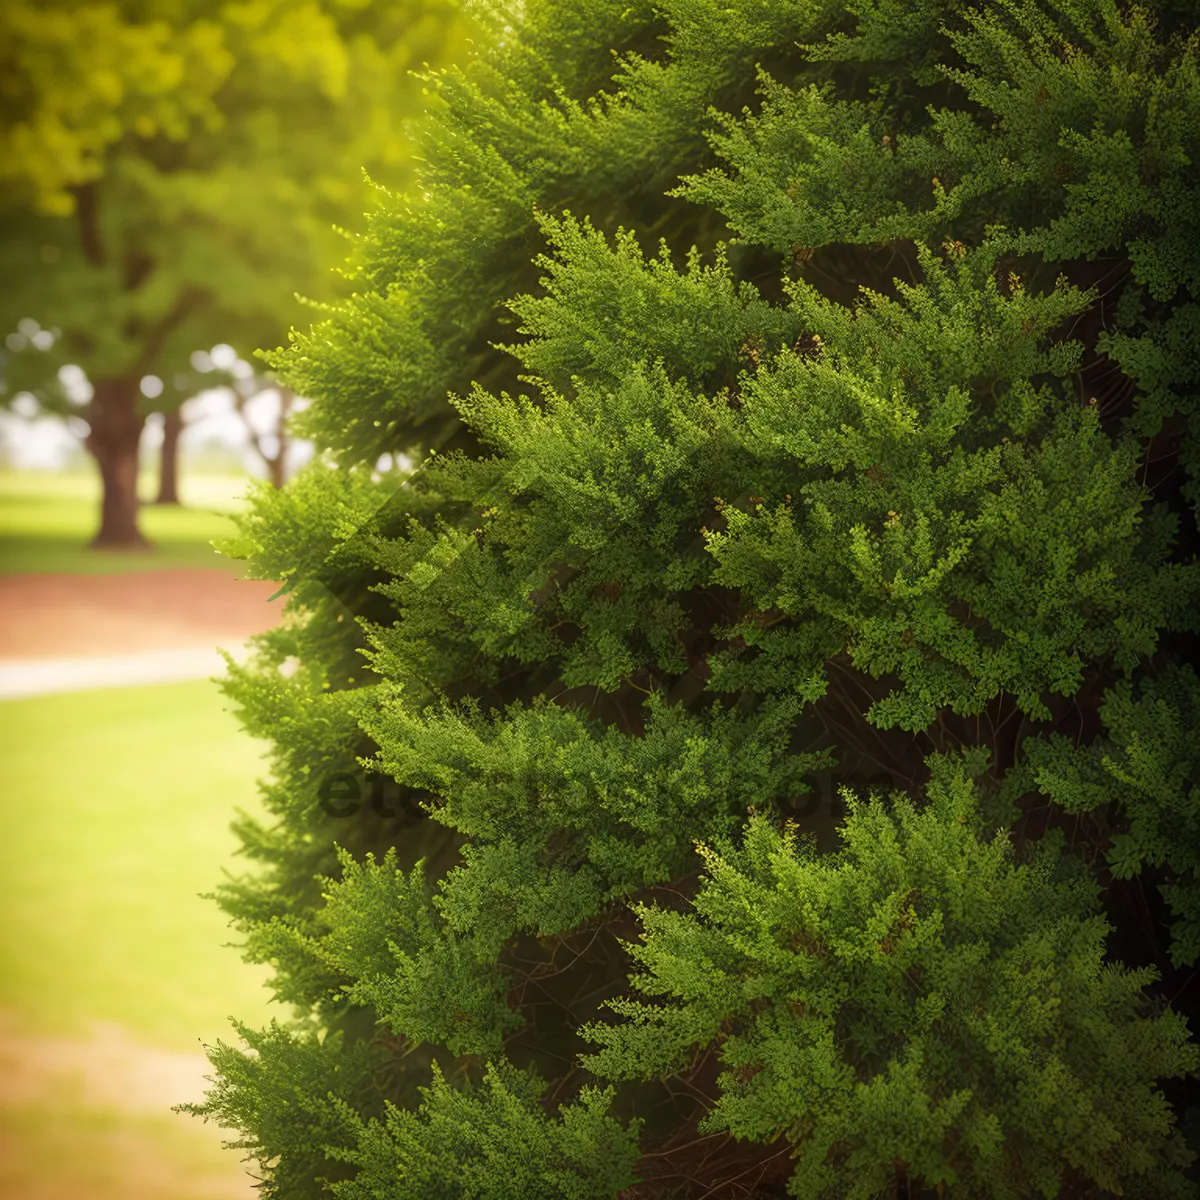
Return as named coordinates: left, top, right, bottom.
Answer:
left=86, top=377, right=149, bottom=549
left=155, top=408, right=183, bottom=505
left=234, top=384, right=293, bottom=488
left=269, top=386, right=293, bottom=489
left=267, top=450, right=287, bottom=490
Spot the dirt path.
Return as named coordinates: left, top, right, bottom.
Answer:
left=0, top=570, right=282, bottom=660
left=0, top=1012, right=258, bottom=1199
left=0, top=1012, right=217, bottom=1116
left=0, top=645, right=259, bottom=700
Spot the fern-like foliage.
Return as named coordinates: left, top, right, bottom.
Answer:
left=581, top=752, right=1199, bottom=1198
left=193, top=0, right=1200, bottom=1195
left=326, top=1059, right=641, bottom=1200
left=1014, top=662, right=1200, bottom=967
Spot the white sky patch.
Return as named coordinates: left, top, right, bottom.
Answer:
left=11, top=392, right=39, bottom=419
left=0, top=408, right=82, bottom=469
left=209, top=343, right=237, bottom=370
left=58, top=364, right=93, bottom=405
left=4, top=358, right=317, bottom=478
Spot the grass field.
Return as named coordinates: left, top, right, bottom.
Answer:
left=0, top=678, right=279, bottom=1199
left=0, top=678, right=276, bottom=1043
left=0, top=468, right=277, bottom=1196
left=0, top=470, right=255, bottom=575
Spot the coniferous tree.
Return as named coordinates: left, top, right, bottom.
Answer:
left=187, top=0, right=1200, bottom=1195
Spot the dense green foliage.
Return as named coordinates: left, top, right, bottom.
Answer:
left=188, top=0, right=1200, bottom=1195
left=582, top=753, right=1197, bottom=1199
left=1015, top=661, right=1200, bottom=968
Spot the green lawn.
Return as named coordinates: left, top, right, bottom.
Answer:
left=0, top=471, right=279, bottom=1196
left=0, top=678, right=277, bottom=1045
left=0, top=470, right=256, bottom=575
left=0, top=676, right=280, bottom=1198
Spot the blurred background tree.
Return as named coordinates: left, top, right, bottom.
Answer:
left=0, top=0, right=472, bottom=546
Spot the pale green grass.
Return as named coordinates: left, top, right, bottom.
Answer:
left=0, top=616, right=281, bottom=1197
left=0, top=678, right=278, bottom=1048
left=0, top=469, right=257, bottom=575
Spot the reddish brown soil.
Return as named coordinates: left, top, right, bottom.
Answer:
left=0, top=570, right=282, bottom=659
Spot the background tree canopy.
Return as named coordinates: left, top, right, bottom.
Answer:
left=0, top=0, right=472, bottom=544
left=183, top=0, right=1199, bottom=1195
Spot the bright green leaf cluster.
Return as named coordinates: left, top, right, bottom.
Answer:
left=194, top=1, right=1200, bottom=1196
left=581, top=753, right=1199, bottom=1199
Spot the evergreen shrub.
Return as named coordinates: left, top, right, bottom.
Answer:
left=186, top=0, right=1200, bottom=1195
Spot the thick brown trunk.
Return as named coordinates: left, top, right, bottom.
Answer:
left=86, top=377, right=149, bottom=549
left=155, top=408, right=183, bottom=505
